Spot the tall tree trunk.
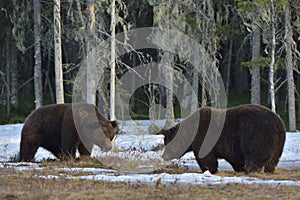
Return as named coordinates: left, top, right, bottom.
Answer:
left=85, top=0, right=108, bottom=116
left=33, top=0, right=43, bottom=109
left=269, top=0, right=276, bottom=112
left=250, top=26, right=261, bottom=105
left=163, top=52, right=174, bottom=128
left=86, top=0, right=96, bottom=105
left=110, top=0, right=116, bottom=121
left=250, top=0, right=261, bottom=104
left=54, top=0, right=64, bottom=104
left=284, top=0, right=296, bottom=131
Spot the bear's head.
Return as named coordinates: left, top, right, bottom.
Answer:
left=74, top=103, right=120, bottom=152
left=79, top=119, right=119, bottom=152
left=159, top=122, right=193, bottom=159
left=95, top=120, right=120, bottom=151
left=99, top=120, right=119, bottom=141
left=159, top=123, right=180, bottom=146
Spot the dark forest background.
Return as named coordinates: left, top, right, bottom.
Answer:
left=0, top=0, right=299, bottom=131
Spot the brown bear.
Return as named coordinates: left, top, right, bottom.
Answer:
left=159, top=104, right=286, bottom=174
left=19, top=103, right=119, bottom=161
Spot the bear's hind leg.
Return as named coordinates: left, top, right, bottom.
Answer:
left=264, top=162, right=275, bottom=173
left=243, top=147, right=266, bottom=173
left=244, top=159, right=264, bottom=174
left=264, top=155, right=279, bottom=173
left=264, top=136, right=284, bottom=173
left=241, top=135, right=272, bottom=174
left=60, top=145, right=76, bottom=160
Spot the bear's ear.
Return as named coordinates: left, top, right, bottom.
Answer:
left=110, top=120, right=118, bottom=128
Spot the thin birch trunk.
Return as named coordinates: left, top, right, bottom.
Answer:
left=164, top=52, right=174, bottom=128
left=110, top=0, right=116, bottom=121
left=269, top=0, right=276, bottom=112
left=54, top=0, right=64, bottom=104
left=33, top=0, right=43, bottom=108
left=86, top=0, right=96, bottom=104
left=284, top=0, right=296, bottom=131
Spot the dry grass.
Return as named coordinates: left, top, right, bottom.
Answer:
left=39, top=156, right=104, bottom=169
left=0, top=173, right=299, bottom=200
left=0, top=158, right=300, bottom=200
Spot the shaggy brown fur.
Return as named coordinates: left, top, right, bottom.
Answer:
left=160, top=104, right=286, bottom=174
left=19, top=103, right=119, bottom=161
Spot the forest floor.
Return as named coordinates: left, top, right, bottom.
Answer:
left=0, top=159, right=300, bottom=200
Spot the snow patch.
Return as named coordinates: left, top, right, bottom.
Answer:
left=0, top=123, right=300, bottom=186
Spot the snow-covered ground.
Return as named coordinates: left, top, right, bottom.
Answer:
left=0, top=122, right=300, bottom=186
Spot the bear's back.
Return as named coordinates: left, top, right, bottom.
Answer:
left=25, top=104, right=70, bottom=127
left=226, top=104, right=285, bottom=133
